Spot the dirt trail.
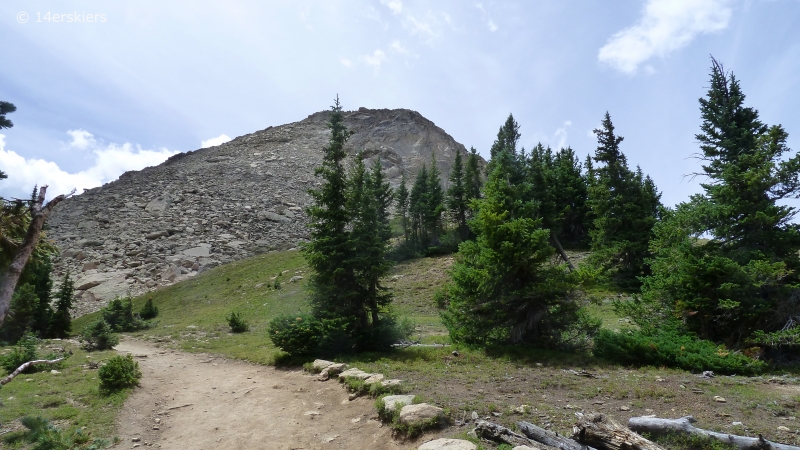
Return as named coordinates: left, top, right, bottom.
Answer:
left=114, top=339, right=423, bottom=449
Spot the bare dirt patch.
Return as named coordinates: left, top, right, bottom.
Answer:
left=114, top=338, right=442, bottom=449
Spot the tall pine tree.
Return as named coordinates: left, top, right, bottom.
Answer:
left=586, top=112, right=661, bottom=289
left=447, top=150, right=469, bottom=240
left=396, top=174, right=410, bottom=243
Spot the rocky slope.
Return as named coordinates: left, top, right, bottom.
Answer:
left=47, top=107, right=481, bottom=316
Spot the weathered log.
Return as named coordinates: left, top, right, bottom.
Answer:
left=0, top=357, right=65, bottom=385
left=0, top=185, right=73, bottom=326
left=550, top=234, right=576, bottom=271
left=628, top=416, right=800, bottom=450
left=475, top=420, right=556, bottom=450
left=572, top=413, right=664, bottom=450
left=518, top=420, right=596, bottom=450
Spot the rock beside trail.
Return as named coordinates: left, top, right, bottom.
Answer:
left=382, top=395, right=416, bottom=413
left=418, top=438, right=477, bottom=450
left=339, top=368, right=375, bottom=381
left=46, top=107, right=485, bottom=317
left=312, top=360, right=336, bottom=371
left=399, top=403, right=444, bottom=426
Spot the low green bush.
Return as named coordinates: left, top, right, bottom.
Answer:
left=81, top=319, right=119, bottom=351
left=0, top=331, right=38, bottom=374
left=139, top=298, right=159, bottom=320
left=102, top=297, right=146, bottom=331
left=226, top=311, right=249, bottom=333
left=268, top=314, right=324, bottom=355
left=3, top=416, right=110, bottom=450
left=99, top=354, right=142, bottom=392
left=593, top=328, right=766, bottom=375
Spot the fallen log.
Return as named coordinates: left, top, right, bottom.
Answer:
left=0, top=357, right=65, bottom=386
left=475, top=420, right=556, bottom=449
left=628, top=416, right=800, bottom=450
left=518, top=420, right=596, bottom=450
left=572, top=413, right=664, bottom=450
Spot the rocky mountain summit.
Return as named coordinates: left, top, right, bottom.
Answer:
left=46, top=107, right=481, bottom=316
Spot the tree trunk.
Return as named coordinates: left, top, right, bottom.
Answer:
left=550, top=234, right=575, bottom=271
left=0, top=357, right=64, bottom=385
left=518, top=420, right=596, bottom=450
left=475, top=420, right=555, bottom=449
left=0, top=185, right=71, bottom=326
left=572, top=413, right=664, bottom=450
left=628, top=416, right=800, bottom=450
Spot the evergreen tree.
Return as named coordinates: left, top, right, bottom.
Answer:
left=0, top=101, right=15, bottom=130
left=409, top=165, right=429, bottom=247
left=464, top=146, right=483, bottom=204
left=635, top=59, right=800, bottom=345
left=447, top=150, right=469, bottom=240
left=489, top=114, right=521, bottom=160
left=0, top=283, right=39, bottom=343
left=425, top=154, right=445, bottom=245
left=552, top=147, right=590, bottom=247
left=368, top=157, right=394, bottom=242
left=303, top=97, right=363, bottom=331
left=396, top=174, right=410, bottom=242
left=48, top=271, right=74, bottom=338
left=442, top=147, right=595, bottom=347
left=586, top=112, right=661, bottom=289
left=25, top=253, right=53, bottom=336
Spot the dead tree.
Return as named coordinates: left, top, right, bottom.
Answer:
left=0, top=185, right=72, bottom=326
left=518, top=420, right=596, bottom=450
left=572, top=413, right=664, bottom=450
left=628, top=416, right=800, bottom=450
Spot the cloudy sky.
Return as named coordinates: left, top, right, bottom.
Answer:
left=1, top=0, right=799, bottom=209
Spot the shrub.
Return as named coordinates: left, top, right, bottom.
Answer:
left=0, top=331, right=38, bottom=374
left=593, top=328, right=767, bottom=375
left=2, top=416, right=110, bottom=450
left=226, top=312, right=249, bottom=333
left=269, top=314, right=323, bottom=355
left=139, top=298, right=159, bottom=320
left=99, top=354, right=142, bottom=392
left=273, top=279, right=281, bottom=290
left=102, top=297, right=145, bottom=332
left=81, top=319, right=119, bottom=351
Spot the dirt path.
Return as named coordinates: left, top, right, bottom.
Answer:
left=114, top=339, right=424, bottom=449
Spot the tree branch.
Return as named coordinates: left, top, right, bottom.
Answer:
left=0, top=357, right=65, bottom=385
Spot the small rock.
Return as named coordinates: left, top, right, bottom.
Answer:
left=364, top=374, right=385, bottom=385
left=732, top=422, right=743, bottom=426
left=312, top=359, right=336, bottom=371
left=417, top=438, right=477, bottom=450
left=619, top=405, right=631, bottom=411
left=452, top=350, right=460, bottom=357
left=471, top=411, right=479, bottom=421
left=289, top=275, right=303, bottom=283
left=304, top=410, right=321, bottom=416
left=513, top=405, right=530, bottom=414
left=778, top=426, right=791, bottom=432
left=399, top=403, right=444, bottom=426
left=382, top=395, right=415, bottom=412
left=513, top=447, right=538, bottom=450
left=701, top=371, right=715, bottom=378
left=132, top=437, right=141, bottom=442
left=50, top=370, right=60, bottom=375
left=714, top=396, right=727, bottom=403
left=381, top=379, right=403, bottom=388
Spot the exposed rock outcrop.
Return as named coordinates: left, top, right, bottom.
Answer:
left=47, top=108, right=483, bottom=317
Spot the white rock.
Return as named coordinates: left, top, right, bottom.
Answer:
left=364, top=374, right=385, bottom=385
left=339, top=368, right=372, bottom=380
left=418, top=438, right=477, bottom=450
left=381, top=395, right=415, bottom=412
left=312, top=359, right=336, bottom=371
left=399, top=403, right=444, bottom=426
left=183, top=246, right=210, bottom=257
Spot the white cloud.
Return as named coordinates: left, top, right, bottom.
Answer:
left=361, top=49, right=387, bottom=72
left=487, top=19, right=498, bottom=32
left=340, top=58, right=353, bottom=68
left=599, top=0, right=731, bottom=74
left=381, top=0, right=403, bottom=15
left=67, top=129, right=95, bottom=149
left=0, top=131, right=179, bottom=199
left=554, top=121, right=572, bottom=150
left=200, top=134, right=231, bottom=148
left=475, top=2, right=498, bottom=32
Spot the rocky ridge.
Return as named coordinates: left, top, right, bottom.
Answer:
left=47, top=107, right=482, bottom=316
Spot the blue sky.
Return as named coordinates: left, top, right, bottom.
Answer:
left=1, top=0, right=799, bottom=209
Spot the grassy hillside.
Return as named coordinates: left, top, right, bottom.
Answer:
left=68, top=249, right=800, bottom=444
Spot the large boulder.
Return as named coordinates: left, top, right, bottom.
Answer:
left=418, top=439, right=477, bottom=450
left=144, top=194, right=171, bottom=216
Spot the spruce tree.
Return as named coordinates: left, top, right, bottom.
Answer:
left=425, top=154, right=445, bottom=245
left=442, top=148, right=593, bottom=346
left=447, top=150, right=468, bottom=240
left=0, top=283, right=39, bottom=343
left=489, top=114, right=521, bottom=160
left=587, top=112, right=661, bottom=289
left=48, top=270, right=74, bottom=338
left=303, top=97, right=362, bottom=331
left=636, top=59, right=800, bottom=345
left=464, top=147, right=482, bottom=203
left=409, top=165, right=429, bottom=247
left=368, top=157, right=394, bottom=242
left=396, top=174, right=410, bottom=242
